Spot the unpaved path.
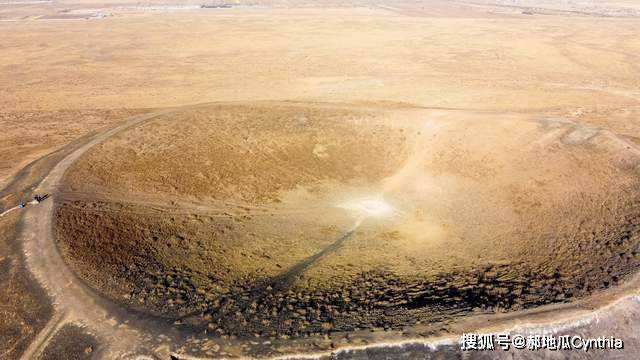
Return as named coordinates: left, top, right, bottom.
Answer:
left=0, top=205, right=20, bottom=218
left=18, top=110, right=188, bottom=359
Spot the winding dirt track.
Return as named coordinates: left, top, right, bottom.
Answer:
left=18, top=109, right=189, bottom=359
left=15, top=104, right=640, bottom=359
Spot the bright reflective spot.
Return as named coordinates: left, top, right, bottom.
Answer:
left=338, top=198, right=395, bottom=217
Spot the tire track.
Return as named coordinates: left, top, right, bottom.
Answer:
left=18, top=109, right=190, bottom=359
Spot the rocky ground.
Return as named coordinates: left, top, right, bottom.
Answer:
left=39, top=324, right=97, bottom=360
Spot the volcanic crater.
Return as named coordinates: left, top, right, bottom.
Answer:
left=54, top=102, right=640, bottom=339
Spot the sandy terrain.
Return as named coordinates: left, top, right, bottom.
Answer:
left=0, top=109, right=147, bottom=189
left=1, top=0, right=640, bottom=358
left=1, top=6, right=640, bottom=114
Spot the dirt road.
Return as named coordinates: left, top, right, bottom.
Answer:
left=18, top=109, right=189, bottom=359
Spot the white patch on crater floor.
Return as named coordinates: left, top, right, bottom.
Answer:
left=338, top=197, right=396, bottom=217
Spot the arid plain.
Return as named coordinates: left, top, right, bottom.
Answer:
left=2, top=0, right=640, bottom=359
